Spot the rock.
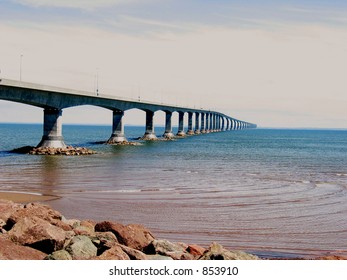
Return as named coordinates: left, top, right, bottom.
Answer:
left=145, top=239, right=193, bottom=260
left=199, top=242, right=258, bottom=260
left=0, top=199, right=23, bottom=227
left=8, top=202, right=71, bottom=231
left=28, top=146, right=96, bottom=156
left=73, top=225, right=95, bottom=236
left=0, top=235, right=46, bottom=260
left=146, top=254, right=173, bottom=260
left=94, top=245, right=130, bottom=260
left=62, top=218, right=81, bottom=228
left=0, top=219, right=6, bottom=228
left=187, top=244, right=206, bottom=258
left=45, top=250, right=72, bottom=260
left=9, top=216, right=66, bottom=254
left=95, top=221, right=154, bottom=251
left=93, top=231, right=118, bottom=255
left=66, top=235, right=98, bottom=259
left=119, top=244, right=148, bottom=260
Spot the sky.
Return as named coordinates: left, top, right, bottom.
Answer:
left=0, top=0, right=347, bottom=128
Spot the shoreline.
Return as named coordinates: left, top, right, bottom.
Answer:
left=0, top=191, right=59, bottom=204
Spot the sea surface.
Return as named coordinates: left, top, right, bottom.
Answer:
left=0, top=123, right=346, bottom=258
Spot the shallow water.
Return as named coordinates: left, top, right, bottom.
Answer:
left=0, top=124, right=346, bottom=258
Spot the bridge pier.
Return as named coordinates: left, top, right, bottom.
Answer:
left=176, top=112, right=185, bottom=136
left=205, top=113, right=210, bottom=133
left=200, top=113, right=206, bottom=133
left=37, top=108, right=66, bottom=148
left=142, top=110, right=157, bottom=140
left=211, top=114, right=216, bottom=132
left=187, top=112, right=194, bottom=135
left=195, top=112, right=200, bottom=134
left=107, top=110, right=127, bottom=144
left=163, top=111, right=174, bottom=139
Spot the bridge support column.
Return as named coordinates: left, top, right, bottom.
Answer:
left=163, top=111, right=174, bottom=139
left=176, top=112, right=185, bottom=136
left=142, top=110, right=157, bottom=140
left=107, top=110, right=126, bottom=144
left=231, top=119, right=235, bottom=130
left=205, top=113, right=210, bottom=133
left=221, top=117, right=225, bottom=131
left=187, top=112, right=194, bottom=135
left=37, top=108, right=66, bottom=148
left=200, top=113, right=206, bottom=133
left=211, top=114, right=215, bottom=132
left=194, top=112, right=200, bottom=134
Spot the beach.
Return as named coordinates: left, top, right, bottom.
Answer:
left=0, top=191, right=58, bottom=203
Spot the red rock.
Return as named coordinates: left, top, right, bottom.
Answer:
left=94, top=245, right=130, bottom=260
left=119, top=244, right=148, bottom=260
left=0, top=199, right=22, bottom=224
left=0, top=235, right=46, bottom=260
left=95, top=221, right=154, bottom=251
left=9, top=216, right=66, bottom=254
left=8, top=202, right=71, bottom=231
left=187, top=244, right=206, bottom=257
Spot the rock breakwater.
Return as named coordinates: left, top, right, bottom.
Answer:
left=0, top=200, right=259, bottom=260
left=11, top=146, right=96, bottom=156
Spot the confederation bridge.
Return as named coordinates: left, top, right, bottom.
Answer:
left=0, top=79, right=257, bottom=148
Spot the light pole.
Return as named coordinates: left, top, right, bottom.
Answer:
left=20, top=54, right=23, bottom=81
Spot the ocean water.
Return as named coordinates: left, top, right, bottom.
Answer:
left=0, top=123, right=346, bottom=258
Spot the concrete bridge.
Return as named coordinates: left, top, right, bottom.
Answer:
left=0, top=79, right=257, bottom=148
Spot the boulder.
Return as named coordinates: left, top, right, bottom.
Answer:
left=0, top=199, right=23, bottom=226
left=45, top=250, right=72, bottom=260
left=62, top=218, right=81, bottom=228
left=95, top=221, right=154, bottom=251
left=94, top=245, right=130, bottom=260
left=9, top=216, right=66, bottom=254
left=66, top=235, right=98, bottom=259
left=145, top=239, right=193, bottom=260
left=119, top=244, right=148, bottom=260
left=187, top=244, right=206, bottom=258
left=93, top=232, right=118, bottom=255
left=73, top=225, right=95, bottom=236
left=0, top=235, right=46, bottom=260
left=8, top=202, right=71, bottom=231
left=199, top=242, right=258, bottom=260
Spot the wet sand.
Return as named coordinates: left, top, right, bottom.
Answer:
left=0, top=191, right=59, bottom=203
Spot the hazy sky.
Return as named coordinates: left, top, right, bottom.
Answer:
left=1, top=0, right=347, bottom=128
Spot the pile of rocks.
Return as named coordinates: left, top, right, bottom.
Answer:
left=109, top=141, right=142, bottom=146
left=0, top=200, right=259, bottom=260
left=29, top=146, right=96, bottom=156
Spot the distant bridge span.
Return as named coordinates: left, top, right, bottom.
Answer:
left=0, top=79, right=257, bottom=148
